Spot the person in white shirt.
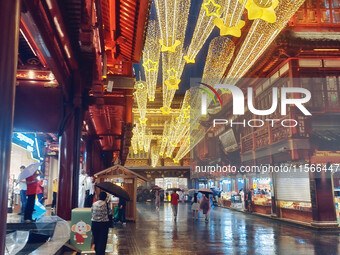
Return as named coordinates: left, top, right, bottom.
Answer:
left=78, top=170, right=86, bottom=208
left=84, top=175, right=95, bottom=207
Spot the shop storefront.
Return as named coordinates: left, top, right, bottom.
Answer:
left=219, top=179, right=232, bottom=207
left=252, top=177, right=272, bottom=214
left=9, top=133, right=42, bottom=213
left=8, top=133, right=59, bottom=214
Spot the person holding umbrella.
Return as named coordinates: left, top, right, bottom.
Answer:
left=198, top=189, right=213, bottom=222
left=171, top=190, right=180, bottom=221
left=91, top=192, right=110, bottom=255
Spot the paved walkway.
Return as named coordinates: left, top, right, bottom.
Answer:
left=106, top=202, right=340, bottom=255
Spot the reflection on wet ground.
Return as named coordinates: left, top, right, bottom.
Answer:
left=106, top=203, right=340, bottom=255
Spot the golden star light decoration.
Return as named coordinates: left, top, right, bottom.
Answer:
left=243, top=0, right=279, bottom=23
left=184, top=0, right=227, bottom=64
left=214, top=0, right=246, bottom=37
left=161, top=49, right=186, bottom=113
left=154, top=0, right=191, bottom=52
left=143, top=20, right=161, bottom=101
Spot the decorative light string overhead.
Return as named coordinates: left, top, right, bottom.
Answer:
left=142, top=20, right=161, bottom=102
left=184, top=0, right=228, bottom=64
left=134, top=81, right=148, bottom=124
left=214, top=0, right=246, bottom=37
left=155, top=0, right=191, bottom=114
left=225, top=0, right=305, bottom=84
left=151, top=146, right=160, bottom=167
left=154, top=0, right=191, bottom=52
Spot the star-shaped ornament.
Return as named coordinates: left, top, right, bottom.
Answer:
left=203, top=0, right=222, bottom=18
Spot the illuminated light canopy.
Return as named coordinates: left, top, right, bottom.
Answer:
left=134, top=81, right=148, bottom=124
left=225, top=0, right=305, bottom=84
left=154, top=0, right=191, bottom=52
left=184, top=0, right=227, bottom=64
left=243, top=0, right=279, bottom=23
left=142, top=20, right=161, bottom=101
left=214, top=0, right=246, bottom=37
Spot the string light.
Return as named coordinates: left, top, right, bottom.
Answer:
left=184, top=0, right=227, bottom=64
left=143, top=20, right=161, bottom=101
left=159, top=121, right=169, bottom=157
left=161, top=49, right=186, bottom=113
left=143, top=130, right=152, bottom=153
left=134, top=81, right=148, bottom=124
left=225, top=0, right=305, bottom=83
left=214, top=0, right=246, bottom=37
left=173, top=136, right=190, bottom=163
left=154, top=0, right=191, bottom=52
left=151, top=146, right=160, bottom=167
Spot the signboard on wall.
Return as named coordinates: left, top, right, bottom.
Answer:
left=219, top=129, right=238, bottom=152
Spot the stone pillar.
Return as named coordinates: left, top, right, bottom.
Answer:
left=0, top=1, right=20, bottom=253
left=310, top=169, right=338, bottom=227
left=57, top=107, right=82, bottom=220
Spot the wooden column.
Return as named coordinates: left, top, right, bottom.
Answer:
left=0, top=0, right=20, bottom=253
left=310, top=169, right=338, bottom=227
left=57, top=107, right=82, bottom=220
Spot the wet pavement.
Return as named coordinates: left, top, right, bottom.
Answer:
left=107, top=202, right=340, bottom=255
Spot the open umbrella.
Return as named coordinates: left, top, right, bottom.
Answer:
left=167, top=188, right=182, bottom=192
left=151, top=186, right=163, bottom=191
left=198, top=188, right=213, bottom=195
left=188, top=189, right=198, bottom=197
left=17, top=162, right=42, bottom=182
left=95, top=182, right=130, bottom=201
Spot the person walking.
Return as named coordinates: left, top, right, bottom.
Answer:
left=247, top=188, right=253, bottom=212
left=24, top=171, right=39, bottom=223
left=118, top=197, right=126, bottom=224
left=191, top=193, right=199, bottom=220
left=199, top=193, right=211, bottom=222
left=91, top=192, right=110, bottom=255
left=18, top=166, right=27, bottom=215
left=171, top=191, right=179, bottom=221
left=155, top=190, right=160, bottom=211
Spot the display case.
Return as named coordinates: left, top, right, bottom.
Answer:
left=253, top=194, right=271, bottom=206
left=279, top=201, right=313, bottom=223
left=252, top=194, right=272, bottom=214
left=219, top=192, right=231, bottom=207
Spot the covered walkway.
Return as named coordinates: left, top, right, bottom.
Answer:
left=105, top=203, right=340, bottom=255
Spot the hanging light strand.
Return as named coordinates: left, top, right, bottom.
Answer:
left=184, top=0, right=228, bottom=63
left=225, top=0, right=305, bottom=84
left=143, top=20, right=161, bottom=102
